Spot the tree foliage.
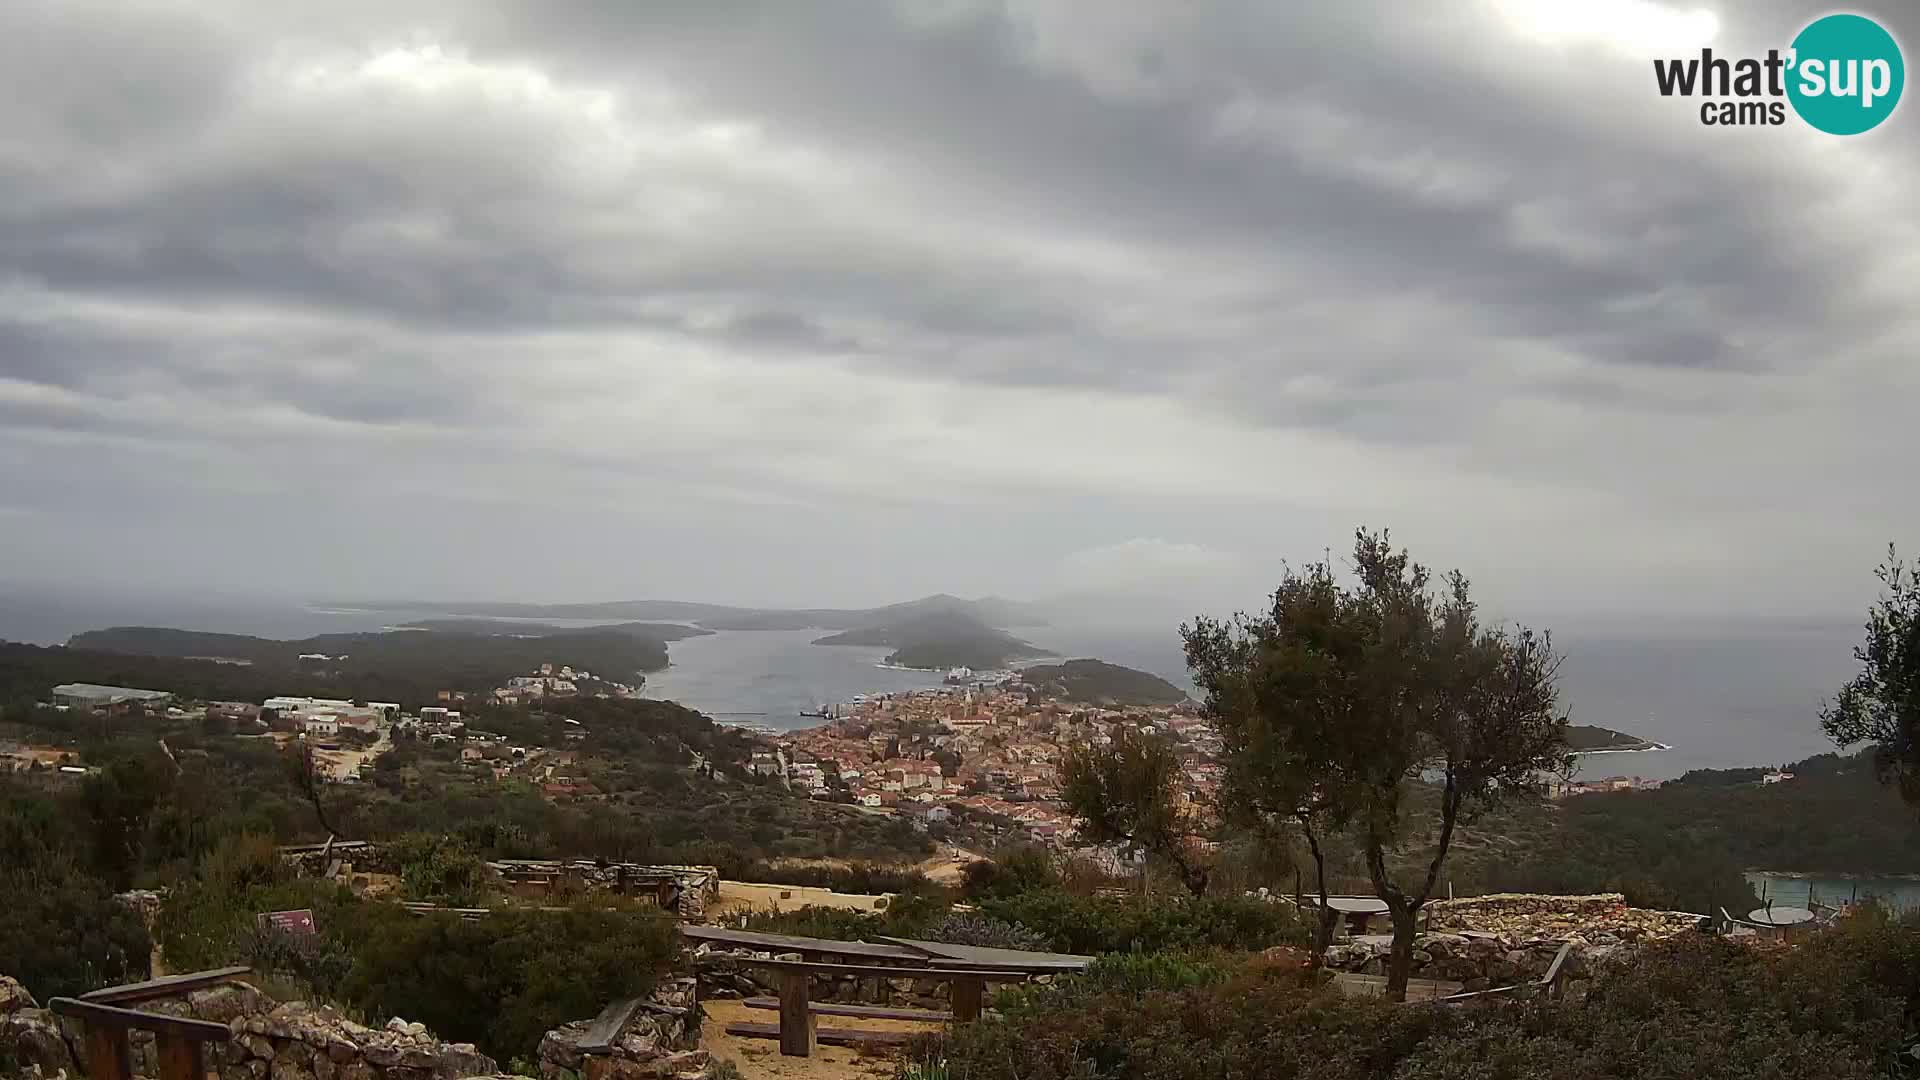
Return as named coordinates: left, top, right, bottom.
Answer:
left=1062, top=729, right=1213, bottom=895
left=929, top=921, right=1920, bottom=1080
left=1823, top=544, right=1920, bottom=804
left=1182, top=529, right=1570, bottom=998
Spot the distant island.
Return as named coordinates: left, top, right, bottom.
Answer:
left=1567, top=724, right=1668, bottom=754
left=63, top=623, right=678, bottom=699
left=812, top=608, right=1054, bottom=670
left=396, top=618, right=712, bottom=642
left=332, top=592, right=1049, bottom=632
left=1012, top=659, right=1189, bottom=706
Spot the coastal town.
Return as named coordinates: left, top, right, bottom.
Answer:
left=773, top=674, right=1221, bottom=847
left=5, top=664, right=1695, bottom=847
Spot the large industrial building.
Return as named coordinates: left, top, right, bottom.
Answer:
left=49, top=683, right=174, bottom=709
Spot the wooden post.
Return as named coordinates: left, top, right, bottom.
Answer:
left=951, top=976, right=984, bottom=1023
left=777, top=970, right=815, bottom=1057
left=86, top=1026, right=133, bottom=1080
left=155, top=1031, right=206, bottom=1080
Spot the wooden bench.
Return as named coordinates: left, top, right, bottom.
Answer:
left=724, top=958, right=1031, bottom=1057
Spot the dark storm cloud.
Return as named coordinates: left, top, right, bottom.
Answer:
left=1, top=0, right=1916, bottom=612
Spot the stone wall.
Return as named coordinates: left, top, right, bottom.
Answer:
left=536, top=977, right=709, bottom=1080
left=1321, top=932, right=1604, bottom=992
left=3, top=972, right=718, bottom=1080
left=219, top=1004, right=497, bottom=1080
left=1424, top=893, right=1706, bottom=942
left=0, top=973, right=494, bottom=1080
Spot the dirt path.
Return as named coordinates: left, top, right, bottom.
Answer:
left=701, top=1000, right=938, bottom=1080
left=915, top=847, right=985, bottom=885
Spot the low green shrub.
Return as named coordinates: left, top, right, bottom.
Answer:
left=930, top=922, right=1920, bottom=1080
left=975, top=888, right=1307, bottom=955
left=923, top=912, right=1050, bottom=952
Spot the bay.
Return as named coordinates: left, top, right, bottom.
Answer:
left=0, top=585, right=1866, bottom=782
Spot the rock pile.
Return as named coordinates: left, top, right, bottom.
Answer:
left=0, top=972, right=496, bottom=1080
left=1425, top=893, right=1704, bottom=942
left=220, top=1004, right=497, bottom=1080
left=1322, top=932, right=1594, bottom=990
left=536, top=978, right=709, bottom=1080
left=1318, top=894, right=1707, bottom=991
left=1, top=975, right=76, bottom=1080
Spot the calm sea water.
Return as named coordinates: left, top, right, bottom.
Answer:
left=0, top=586, right=1863, bottom=783
left=1746, top=873, right=1920, bottom=913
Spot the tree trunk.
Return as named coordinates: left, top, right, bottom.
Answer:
left=1385, top=903, right=1418, bottom=1002
left=1303, top=824, right=1336, bottom=952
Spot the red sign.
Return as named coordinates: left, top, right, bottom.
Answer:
left=257, top=909, right=317, bottom=937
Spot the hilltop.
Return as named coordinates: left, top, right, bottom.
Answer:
left=1013, top=659, right=1189, bottom=706
left=812, top=608, right=1054, bottom=670
left=57, top=624, right=673, bottom=705
left=1567, top=725, right=1666, bottom=753
left=395, top=617, right=713, bottom=641
left=334, top=592, right=1049, bottom=631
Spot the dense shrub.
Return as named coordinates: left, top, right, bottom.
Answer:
left=924, top=913, right=1050, bottom=952
left=388, top=832, right=493, bottom=905
left=960, top=845, right=1063, bottom=902
left=344, top=907, right=678, bottom=1062
left=975, top=889, right=1307, bottom=955
left=0, top=857, right=151, bottom=1000
left=733, top=861, right=943, bottom=896
left=153, top=838, right=681, bottom=1062
left=928, top=923, right=1920, bottom=1080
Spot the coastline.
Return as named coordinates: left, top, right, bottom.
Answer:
left=1571, top=741, right=1673, bottom=757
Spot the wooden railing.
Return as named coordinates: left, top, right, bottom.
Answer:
left=49, top=965, right=254, bottom=1080
left=48, top=998, right=231, bottom=1080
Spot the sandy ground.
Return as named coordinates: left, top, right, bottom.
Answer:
left=314, top=726, right=392, bottom=780
left=914, top=847, right=985, bottom=885
left=700, top=1000, right=940, bottom=1080
left=713, top=883, right=895, bottom=916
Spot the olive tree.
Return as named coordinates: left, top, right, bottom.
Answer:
left=1822, top=545, right=1920, bottom=803
left=1062, top=727, right=1213, bottom=896
left=1186, top=530, right=1569, bottom=999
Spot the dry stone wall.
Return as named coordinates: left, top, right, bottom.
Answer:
left=535, top=977, right=708, bottom=1080
left=0, top=974, right=493, bottom=1080
left=1319, top=893, right=1709, bottom=992
left=3, top=972, right=718, bottom=1080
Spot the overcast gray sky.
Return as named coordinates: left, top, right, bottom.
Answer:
left=3, top=0, right=1916, bottom=621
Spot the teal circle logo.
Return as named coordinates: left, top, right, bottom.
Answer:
left=1787, top=14, right=1904, bottom=135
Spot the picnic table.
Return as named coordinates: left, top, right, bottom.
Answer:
left=1299, top=896, right=1424, bottom=937
left=725, top=958, right=1035, bottom=1056
left=684, top=925, right=1089, bottom=1057
left=1747, top=906, right=1816, bottom=927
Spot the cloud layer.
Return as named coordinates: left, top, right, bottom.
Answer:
left=4, top=0, right=1917, bottom=619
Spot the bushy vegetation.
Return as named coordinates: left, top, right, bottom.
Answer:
left=950, top=844, right=1308, bottom=955
left=924, top=920, right=1920, bottom=1080
left=152, top=835, right=677, bottom=1062
left=0, top=782, right=150, bottom=998
left=921, top=912, right=1051, bottom=952
left=730, top=861, right=940, bottom=895
left=976, top=888, right=1308, bottom=955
